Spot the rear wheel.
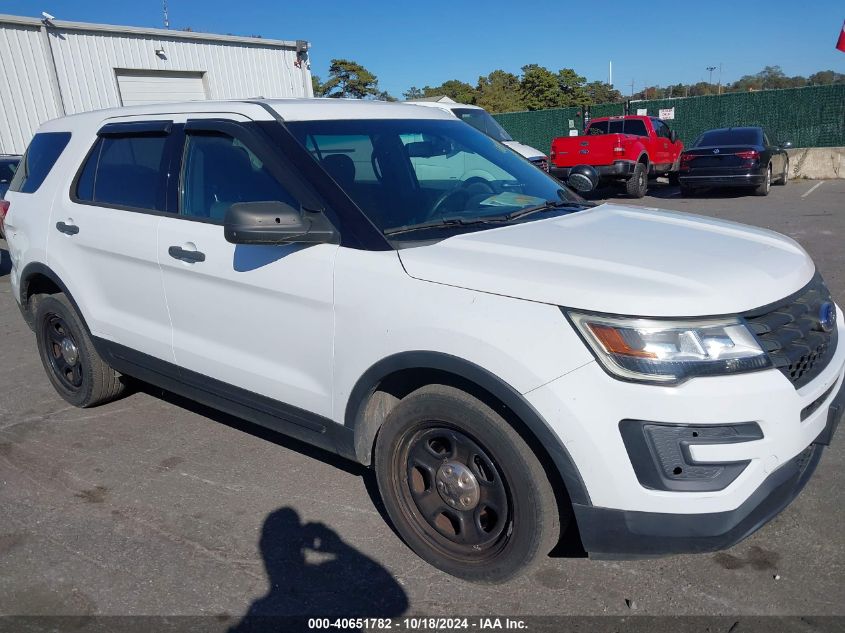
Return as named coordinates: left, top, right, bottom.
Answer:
left=754, top=164, right=772, bottom=196
left=374, top=385, right=561, bottom=583
left=35, top=293, right=125, bottom=407
left=625, top=162, right=648, bottom=198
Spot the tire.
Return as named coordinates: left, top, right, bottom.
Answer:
left=35, top=293, right=125, bottom=407
left=668, top=171, right=680, bottom=186
left=754, top=164, right=772, bottom=196
left=374, top=385, right=561, bottom=583
left=775, top=159, right=789, bottom=186
left=625, top=162, right=648, bottom=198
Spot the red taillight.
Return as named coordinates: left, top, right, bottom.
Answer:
left=680, top=154, right=695, bottom=164
left=735, top=150, right=760, bottom=161
left=613, top=145, right=625, bottom=155
left=0, top=200, right=9, bottom=233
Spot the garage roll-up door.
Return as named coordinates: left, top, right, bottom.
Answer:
left=116, top=70, right=207, bottom=106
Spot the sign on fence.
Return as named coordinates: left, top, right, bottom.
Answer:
left=659, top=108, right=675, bottom=120
left=636, top=108, right=647, bottom=116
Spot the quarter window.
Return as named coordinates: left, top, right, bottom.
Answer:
left=9, top=132, right=71, bottom=194
left=75, top=134, right=169, bottom=211
left=179, top=132, right=299, bottom=221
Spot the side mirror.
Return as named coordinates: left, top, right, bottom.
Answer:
left=670, top=130, right=679, bottom=143
left=224, top=201, right=338, bottom=245
left=780, top=141, right=793, bottom=149
left=566, top=164, right=599, bottom=193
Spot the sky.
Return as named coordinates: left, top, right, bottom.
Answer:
left=3, top=0, right=844, bottom=98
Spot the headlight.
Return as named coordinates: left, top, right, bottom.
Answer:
left=566, top=311, right=771, bottom=385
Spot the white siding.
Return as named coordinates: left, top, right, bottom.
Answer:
left=0, top=16, right=311, bottom=153
left=0, top=24, right=61, bottom=154
left=49, top=28, right=308, bottom=115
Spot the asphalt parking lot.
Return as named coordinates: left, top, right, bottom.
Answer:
left=1, top=179, right=843, bottom=622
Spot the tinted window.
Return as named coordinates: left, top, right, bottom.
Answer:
left=587, top=119, right=648, bottom=136
left=652, top=119, right=671, bottom=139
left=75, top=134, right=168, bottom=210
left=180, top=133, right=299, bottom=221
left=694, top=129, right=762, bottom=147
left=9, top=132, right=71, bottom=194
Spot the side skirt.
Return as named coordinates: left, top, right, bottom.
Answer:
left=93, top=338, right=358, bottom=462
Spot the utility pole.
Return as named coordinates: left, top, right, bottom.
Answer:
left=718, top=63, right=723, bottom=94
left=609, top=61, right=612, bottom=87
left=629, top=79, right=635, bottom=97
left=163, top=0, right=170, bottom=29
left=707, top=66, right=716, bottom=92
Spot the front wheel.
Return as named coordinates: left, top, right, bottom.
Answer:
left=374, top=385, right=562, bottom=583
left=775, top=159, right=789, bottom=186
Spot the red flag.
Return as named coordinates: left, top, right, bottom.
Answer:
left=838, top=20, right=845, bottom=52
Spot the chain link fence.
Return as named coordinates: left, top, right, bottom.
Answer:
left=493, top=84, right=845, bottom=154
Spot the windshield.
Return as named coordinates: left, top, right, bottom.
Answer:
left=694, top=129, right=762, bottom=147
left=286, top=119, right=584, bottom=240
left=451, top=108, right=513, bottom=142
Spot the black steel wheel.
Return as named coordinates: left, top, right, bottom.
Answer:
left=41, top=312, right=84, bottom=391
left=34, top=293, right=125, bottom=407
left=375, top=385, right=562, bottom=583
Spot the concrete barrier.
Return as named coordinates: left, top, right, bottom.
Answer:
left=786, top=147, right=844, bottom=180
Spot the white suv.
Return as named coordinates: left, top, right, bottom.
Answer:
left=3, top=99, right=843, bottom=583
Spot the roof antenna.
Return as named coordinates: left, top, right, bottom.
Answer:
left=162, top=0, right=170, bottom=29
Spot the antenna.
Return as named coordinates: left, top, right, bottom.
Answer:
left=163, top=0, right=170, bottom=29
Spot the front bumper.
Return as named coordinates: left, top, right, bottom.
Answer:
left=525, top=310, right=844, bottom=556
left=551, top=160, right=635, bottom=181
left=575, top=389, right=840, bottom=556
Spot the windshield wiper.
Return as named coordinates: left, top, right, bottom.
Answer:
left=384, top=215, right=510, bottom=237
left=383, top=200, right=593, bottom=237
left=503, top=199, right=593, bottom=221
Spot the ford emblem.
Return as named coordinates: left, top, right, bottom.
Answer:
left=818, top=302, right=836, bottom=333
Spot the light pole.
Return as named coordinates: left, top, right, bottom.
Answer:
left=707, top=66, right=716, bottom=92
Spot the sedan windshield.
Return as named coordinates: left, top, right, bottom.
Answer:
left=0, top=159, right=19, bottom=197
left=285, top=119, right=585, bottom=239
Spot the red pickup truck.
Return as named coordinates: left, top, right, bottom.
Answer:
left=549, top=116, right=684, bottom=197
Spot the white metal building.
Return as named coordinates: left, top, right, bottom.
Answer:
left=0, top=14, right=313, bottom=154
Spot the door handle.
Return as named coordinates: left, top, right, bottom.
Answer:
left=168, top=245, right=206, bottom=263
left=56, top=221, right=79, bottom=235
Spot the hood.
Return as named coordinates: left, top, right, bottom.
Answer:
left=398, top=203, right=815, bottom=316
left=502, top=140, right=546, bottom=161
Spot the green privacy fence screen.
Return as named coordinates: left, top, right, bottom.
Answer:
left=492, top=84, right=845, bottom=154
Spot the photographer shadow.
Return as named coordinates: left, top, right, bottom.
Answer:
left=229, top=507, right=408, bottom=633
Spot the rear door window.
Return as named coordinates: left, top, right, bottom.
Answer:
left=8, top=132, right=72, bottom=194
left=75, top=134, right=169, bottom=211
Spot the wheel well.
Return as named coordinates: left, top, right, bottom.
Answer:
left=21, top=272, right=62, bottom=326
left=638, top=153, right=649, bottom=165
left=356, top=367, right=581, bottom=552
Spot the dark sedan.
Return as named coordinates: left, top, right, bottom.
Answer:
left=678, top=127, right=790, bottom=197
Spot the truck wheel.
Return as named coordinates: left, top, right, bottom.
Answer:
left=35, top=293, right=125, bottom=408
left=626, top=162, right=648, bottom=198
left=374, top=385, right=561, bottom=583
left=754, top=164, right=772, bottom=196
left=668, top=172, right=680, bottom=186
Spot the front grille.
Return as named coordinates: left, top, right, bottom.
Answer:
left=794, top=444, right=816, bottom=475
left=745, top=274, right=838, bottom=389
left=531, top=157, right=549, bottom=173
